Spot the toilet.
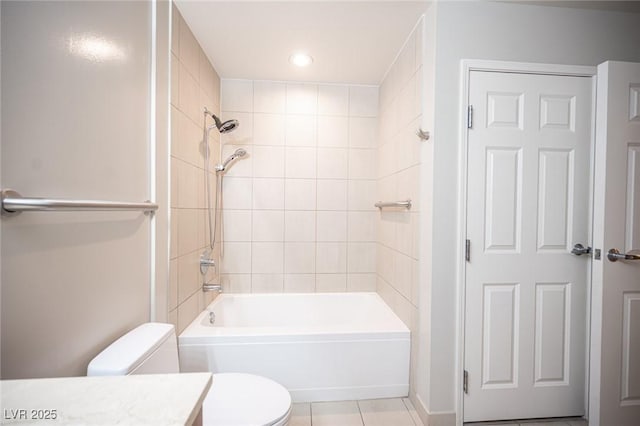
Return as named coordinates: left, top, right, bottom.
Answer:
left=87, top=322, right=291, bottom=426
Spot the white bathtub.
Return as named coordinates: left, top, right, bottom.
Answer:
left=178, top=292, right=410, bottom=402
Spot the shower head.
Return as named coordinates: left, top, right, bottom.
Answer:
left=213, top=115, right=239, bottom=134
left=205, top=109, right=240, bottom=134
left=216, top=148, right=247, bottom=173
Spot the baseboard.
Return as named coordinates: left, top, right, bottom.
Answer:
left=409, top=392, right=456, bottom=426
left=289, top=384, right=409, bottom=403
left=409, top=392, right=429, bottom=424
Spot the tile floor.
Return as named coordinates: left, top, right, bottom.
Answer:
left=287, top=397, right=589, bottom=426
left=289, top=398, right=424, bottom=426
left=464, top=418, right=587, bottom=426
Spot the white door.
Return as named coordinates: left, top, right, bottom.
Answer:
left=464, top=71, right=593, bottom=422
left=590, top=61, right=640, bottom=426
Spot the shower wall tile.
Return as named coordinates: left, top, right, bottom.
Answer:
left=349, top=117, right=378, bottom=148
left=223, top=210, right=252, bottom=242
left=170, top=208, right=178, bottom=259
left=252, top=274, right=284, bottom=293
left=349, top=86, right=379, bottom=117
left=318, top=85, right=349, bottom=116
left=178, top=20, right=200, bottom=83
left=286, top=83, right=318, bottom=115
left=169, top=259, right=179, bottom=311
left=196, top=210, right=207, bottom=250
left=222, top=177, right=253, bottom=209
left=316, top=274, right=347, bottom=292
left=177, top=291, right=201, bottom=334
left=252, top=210, right=285, bottom=242
left=252, top=146, right=285, bottom=178
left=316, top=180, right=347, bottom=211
left=251, top=242, right=284, bottom=274
left=347, top=273, right=377, bottom=292
left=177, top=208, right=199, bottom=257
left=254, top=81, right=286, bottom=114
left=179, top=62, right=200, bottom=124
left=347, top=180, right=377, bottom=211
left=348, top=242, right=377, bottom=273
left=317, top=148, right=348, bottom=179
left=375, top=18, right=426, bottom=406
left=284, top=179, right=316, bottom=211
left=285, top=147, right=317, bottom=178
left=171, top=5, right=222, bottom=330
left=221, top=79, right=253, bottom=112
left=252, top=178, right=285, bottom=210
left=284, top=274, right=316, bottom=292
left=220, top=274, right=251, bottom=293
left=199, top=50, right=216, bottom=101
left=316, top=211, right=347, bottom=242
left=284, top=211, right=316, bottom=242
left=348, top=148, right=377, bottom=180
left=220, top=242, right=252, bottom=273
left=220, top=79, right=378, bottom=292
left=284, top=242, right=316, bottom=274
left=286, top=115, right=317, bottom=147
left=178, top=250, right=200, bottom=304
left=316, top=242, right=347, bottom=273
left=348, top=212, right=377, bottom=242
left=171, top=54, right=180, bottom=106
left=317, top=116, right=349, bottom=148
left=253, top=114, right=285, bottom=146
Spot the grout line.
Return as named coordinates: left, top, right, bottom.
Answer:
left=356, top=400, right=366, bottom=426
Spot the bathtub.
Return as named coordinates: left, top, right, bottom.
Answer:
left=178, top=292, right=410, bottom=402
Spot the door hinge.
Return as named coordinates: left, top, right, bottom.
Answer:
left=467, top=105, right=473, bottom=129
left=463, top=370, right=469, bottom=394
left=465, top=239, right=471, bottom=262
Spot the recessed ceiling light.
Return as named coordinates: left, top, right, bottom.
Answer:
left=289, top=53, right=313, bottom=67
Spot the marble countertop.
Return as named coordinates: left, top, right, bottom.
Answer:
left=1, top=373, right=212, bottom=425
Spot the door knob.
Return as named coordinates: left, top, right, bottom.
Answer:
left=607, top=248, right=640, bottom=262
left=571, top=243, right=591, bottom=256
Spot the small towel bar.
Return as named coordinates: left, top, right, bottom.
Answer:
left=374, top=200, right=412, bottom=210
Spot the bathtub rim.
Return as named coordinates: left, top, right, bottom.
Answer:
left=178, top=291, right=410, bottom=345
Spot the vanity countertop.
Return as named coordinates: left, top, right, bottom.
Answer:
left=1, top=372, right=212, bottom=425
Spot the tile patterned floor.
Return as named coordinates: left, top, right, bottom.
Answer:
left=289, top=398, right=424, bottom=426
left=465, top=419, right=587, bottom=426
left=288, top=397, right=588, bottom=426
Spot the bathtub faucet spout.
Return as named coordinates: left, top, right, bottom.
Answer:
left=203, top=283, right=222, bottom=292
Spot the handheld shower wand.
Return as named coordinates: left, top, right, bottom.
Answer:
left=216, top=148, right=247, bottom=173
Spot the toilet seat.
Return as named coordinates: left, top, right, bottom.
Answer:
left=203, top=373, right=292, bottom=426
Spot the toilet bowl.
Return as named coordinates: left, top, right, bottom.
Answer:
left=87, top=323, right=291, bottom=426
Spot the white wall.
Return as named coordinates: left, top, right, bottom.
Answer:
left=1, top=1, right=155, bottom=378
left=428, top=1, right=640, bottom=417
left=219, top=80, right=379, bottom=293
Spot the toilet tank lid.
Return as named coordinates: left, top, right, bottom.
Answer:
left=87, top=323, right=175, bottom=376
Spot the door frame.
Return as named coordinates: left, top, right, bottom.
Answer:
left=455, top=60, right=597, bottom=426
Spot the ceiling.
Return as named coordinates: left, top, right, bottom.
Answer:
left=175, top=1, right=640, bottom=86
left=174, top=1, right=430, bottom=85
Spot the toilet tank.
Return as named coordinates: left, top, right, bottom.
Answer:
left=87, top=323, right=180, bottom=376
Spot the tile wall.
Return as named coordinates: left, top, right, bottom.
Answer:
left=376, top=18, right=425, bottom=395
left=219, top=80, right=379, bottom=293
left=169, top=5, right=221, bottom=332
